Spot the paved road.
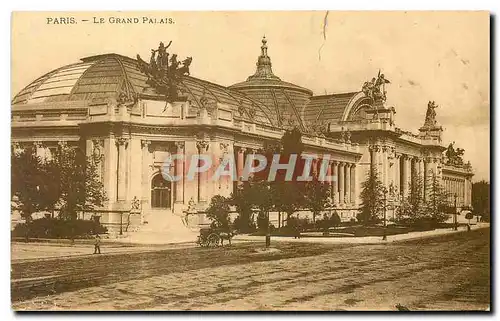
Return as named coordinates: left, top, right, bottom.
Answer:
left=12, top=228, right=490, bottom=311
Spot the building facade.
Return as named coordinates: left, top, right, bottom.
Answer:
left=11, top=38, right=473, bottom=237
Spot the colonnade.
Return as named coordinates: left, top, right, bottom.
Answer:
left=369, top=144, right=441, bottom=200
left=233, top=146, right=358, bottom=207
left=443, top=176, right=470, bottom=207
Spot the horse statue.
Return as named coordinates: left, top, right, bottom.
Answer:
left=176, top=57, right=192, bottom=76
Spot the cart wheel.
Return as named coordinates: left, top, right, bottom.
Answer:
left=207, top=233, right=220, bottom=248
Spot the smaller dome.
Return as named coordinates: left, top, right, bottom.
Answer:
left=230, top=37, right=312, bottom=131
left=230, top=37, right=312, bottom=95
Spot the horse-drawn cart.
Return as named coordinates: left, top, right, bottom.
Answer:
left=196, top=226, right=234, bottom=248
left=196, top=227, right=221, bottom=248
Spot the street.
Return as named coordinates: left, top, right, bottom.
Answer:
left=12, top=228, right=490, bottom=311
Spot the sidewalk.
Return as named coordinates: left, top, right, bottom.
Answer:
left=11, top=224, right=489, bottom=262
left=11, top=241, right=196, bottom=263
left=233, top=223, right=490, bottom=245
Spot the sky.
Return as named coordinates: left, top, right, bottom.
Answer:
left=11, top=11, right=490, bottom=181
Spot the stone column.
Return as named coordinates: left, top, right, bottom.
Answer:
left=116, top=137, right=129, bottom=202
left=311, top=158, right=318, bottom=178
left=369, top=145, right=377, bottom=171
left=248, top=148, right=257, bottom=181
left=401, top=155, right=409, bottom=198
left=326, top=160, right=332, bottom=192
left=410, top=157, right=416, bottom=195
left=237, top=147, right=245, bottom=183
left=467, top=178, right=471, bottom=206
left=368, top=145, right=376, bottom=168
left=423, top=159, right=430, bottom=200
left=338, top=162, right=345, bottom=205
left=387, top=147, right=395, bottom=189
left=174, top=142, right=185, bottom=204
left=382, top=146, right=388, bottom=187
left=207, top=142, right=219, bottom=199
left=411, top=157, right=417, bottom=181
left=467, top=179, right=472, bottom=206
left=183, top=141, right=198, bottom=205
left=375, top=145, right=381, bottom=175
left=345, top=163, right=351, bottom=205
left=407, top=156, right=413, bottom=193
left=418, top=158, right=424, bottom=179
left=394, top=154, right=401, bottom=195
left=332, top=161, right=338, bottom=204
left=417, top=158, right=424, bottom=197
left=196, top=140, right=209, bottom=203
left=128, top=138, right=142, bottom=202
left=218, top=142, right=231, bottom=197
left=141, top=140, right=151, bottom=206
left=461, top=179, right=465, bottom=206
left=103, top=137, right=117, bottom=204
left=90, top=140, right=103, bottom=183
left=351, top=164, right=358, bottom=207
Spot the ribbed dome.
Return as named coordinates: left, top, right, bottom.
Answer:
left=230, top=37, right=313, bottom=131
left=12, top=54, right=150, bottom=106
left=12, top=53, right=276, bottom=127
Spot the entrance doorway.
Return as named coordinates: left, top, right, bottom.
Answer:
left=151, top=174, right=172, bottom=209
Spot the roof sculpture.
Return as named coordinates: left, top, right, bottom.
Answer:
left=136, top=41, right=192, bottom=102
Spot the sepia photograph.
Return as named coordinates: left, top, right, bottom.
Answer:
left=10, top=11, right=490, bottom=311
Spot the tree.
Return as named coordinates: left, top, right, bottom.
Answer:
left=250, top=179, right=275, bottom=230
left=11, top=145, right=56, bottom=240
left=206, top=195, right=231, bottom=230
left=472, top=180, right=490, bottom=222
left=230, top=181, right=256, bottom=233
left=397, top=173, right=426, bottom=225
left=303, top=178, right=330, bottom=224
left=271, top=127, right=310, bottom=224
left=425, top=173, right=450, bottom=225
left=49, top=143, right=106, bottom=240
left=357, top=167, right=384, bottom=225
left=247, top=127, right=309, bottom=227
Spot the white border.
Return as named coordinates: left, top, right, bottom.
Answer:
left=2, top=1, right=497, bottom=319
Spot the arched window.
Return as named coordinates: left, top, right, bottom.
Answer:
left=151, top=174, right=172, bottom=208
left=348, top=104, right=371, bottom=121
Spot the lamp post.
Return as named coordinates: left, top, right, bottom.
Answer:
left=454, top=193, right=458, bottom=231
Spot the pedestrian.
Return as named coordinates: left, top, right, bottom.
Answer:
left=293, top=225, right=301, bottom=239
left=94, top=234, right=101, bottom=254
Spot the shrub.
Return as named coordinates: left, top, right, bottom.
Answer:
left=12, top=218, right=107, bottom=239
left=287, top=216, right=311, bottom=230
left=233, top=211, right=256, bottom=233
left=317, top=212, right=341, bottom=233
left=206, top=195, right=231, bottom=230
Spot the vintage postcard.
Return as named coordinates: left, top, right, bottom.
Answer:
left=11, top=11, right=490, bottom=311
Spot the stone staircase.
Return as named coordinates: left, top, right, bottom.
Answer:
left=121, top=209, right=199, bottom=244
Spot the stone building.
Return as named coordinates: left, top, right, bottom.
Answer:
left=11, top=38, right=473, bottom=239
